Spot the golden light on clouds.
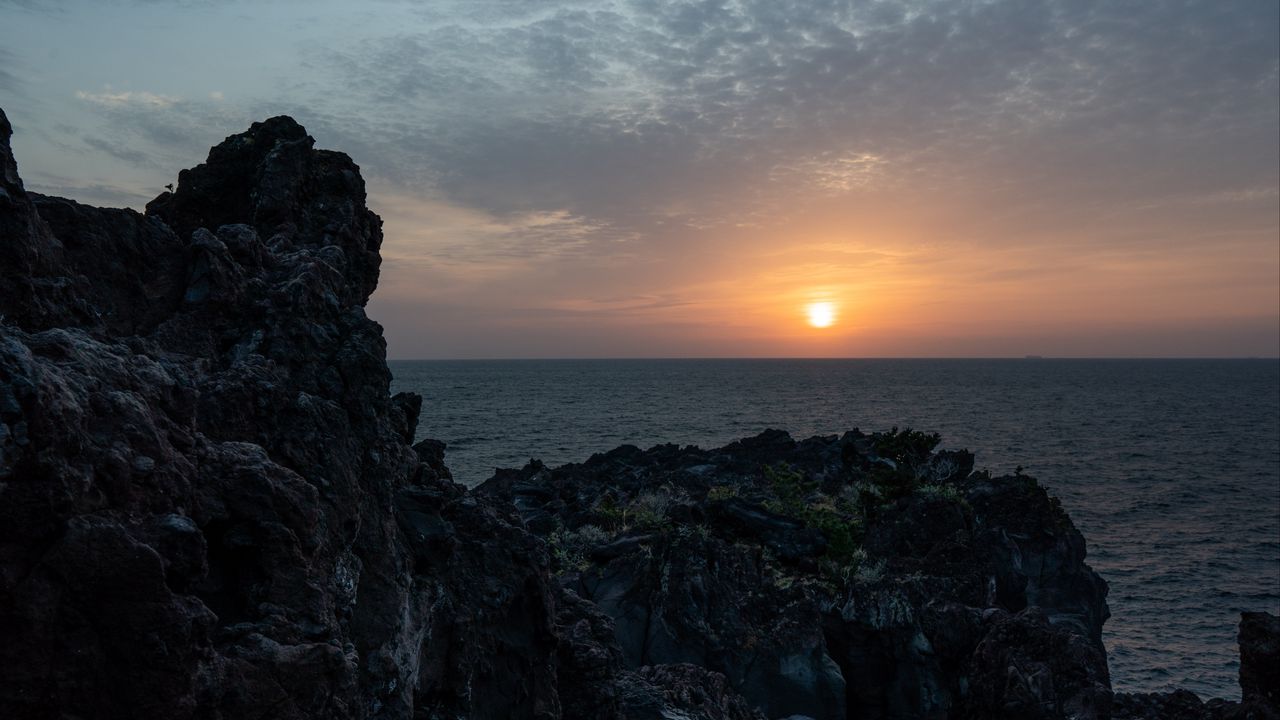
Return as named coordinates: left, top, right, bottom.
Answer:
left=806, top=301, right=837, bottom=328
left=2, top=0, right=1275, bottom=358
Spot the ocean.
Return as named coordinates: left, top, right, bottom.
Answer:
left=388, top=358, right=1280, bottom=700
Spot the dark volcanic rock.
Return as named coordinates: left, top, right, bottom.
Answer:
left=1, top=107, right=758, bottom=720
left=1240, top=611, right=1280, bottom=711
left=0, top=107, right=425, bottom=718
left=571, top=521, right=845, bottom=719
left=479, top=427, right=1114, bottom=719
left=1113, top=689, right=1222, bottom=720
left=145, top=115, right=382, bottom=306
left=554, top=587, right=768, bottom=720
left=961, top=607, right=1111, bottom=719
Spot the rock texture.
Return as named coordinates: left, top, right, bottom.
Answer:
left=479, top=428, right=1115, bottom=719
left=0, top=106, right=1271, bottom=720
left=0, top=107, right=757, bottom=720
left=2, top=108, right=425, bottom=718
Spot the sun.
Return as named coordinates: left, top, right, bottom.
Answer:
left=806, top=301, right=836, bottom=328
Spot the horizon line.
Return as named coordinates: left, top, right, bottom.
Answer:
left=386, top=355, right=1280, bottom=362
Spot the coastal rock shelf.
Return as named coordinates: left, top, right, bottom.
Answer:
left=479, top=428, right=1114, bottom=718
left=0, top=108, right=1274, bottom=719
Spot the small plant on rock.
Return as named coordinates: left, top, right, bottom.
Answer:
left=763, top=463, right=817, bottom=517
left=763, top=463, right=863, bottom=568
left=630, top=490, right=677, bottom=530
left=595, top=494, right=624, bottom=530
left=706, top=485, right=738, bottom=502
left=853, top=557, right=887, bottom=585
left=873, top=427, right=941, bottom=478
left=916, top=483, right=965, bottom=504
left=547, top=524, right=611, bottom=573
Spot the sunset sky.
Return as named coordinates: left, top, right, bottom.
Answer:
left=2, top=0, right=1277, bottom=358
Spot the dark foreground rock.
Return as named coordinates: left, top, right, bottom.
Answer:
left=479, top=428, right=1117, bottom=719
left=0, top=107, right=1271, bottom=719
left=0, top=107, right=757, bottom=720
left=1239, top=612, right=1280, bottom=711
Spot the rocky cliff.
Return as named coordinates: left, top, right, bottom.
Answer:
left=478, top=428, right=1115, bottom=719
left=0, top=107, right=749, bottom=720
left=0, top=108, right=1275, bottom=720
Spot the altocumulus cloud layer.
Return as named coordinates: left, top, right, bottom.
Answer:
left=2, top=0, right=1277, bottom=356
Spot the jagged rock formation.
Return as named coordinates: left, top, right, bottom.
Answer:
left=478, top=428, right=1115, bottom=719
left=0, top=107, right=754, bottom=719
left=1, top=107, right=1273, bottom=720
left=2, top=108, right=434, bottom=717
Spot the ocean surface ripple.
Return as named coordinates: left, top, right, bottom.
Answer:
left=390, top=358, right=1280, bottom=699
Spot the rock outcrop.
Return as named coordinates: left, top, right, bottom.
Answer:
left=1, top=106, right=1269, bottom=720
left=1239, top=612, right=1280, bottom=711
left=478, top=428, right=1115, bottom=719
left=0, top=107, right=759, bottom=720
left=2, top=107, right=432, bottom=718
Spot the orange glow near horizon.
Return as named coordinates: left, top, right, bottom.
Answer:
left=369, top=188, right=1280, bottom=357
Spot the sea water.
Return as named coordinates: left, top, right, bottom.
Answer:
left=389, top=358, right=1280, bottom=699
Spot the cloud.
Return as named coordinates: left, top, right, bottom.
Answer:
left=0, top=48, right=23, bottom=94
left=73, top=84, right=253, bottom=158
left=75, top=88, right=180, bottom=109
left=0, top=67, right=18, bottom=93
left=372, top=190, right=639, bottom=274
left=305, top=0, right=1276, bottom=240
left=12, top=0, right=1274, bottom=356
left=0, top=0, right=60, bottom=10
left=771, top=152, right=891, bottom=193
left=82, top=135, right=154, bottom=167
left=26, top=177, right=154, bottom=208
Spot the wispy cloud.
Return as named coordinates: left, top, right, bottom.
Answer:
left=771, top=152, right=891, bottom=193
left=4, top=0, right=1275, bottom=356
left=73, top=84, right=251, bottom=155
left=75, top=88, right=180, bottom=109
left=374, top=191, right=638, bottom=272
left=82, top=135, right=154, bottom=167
left=0, top=47, right=26, bottom=95
left=26, top=177, right=154, bottom=208
left=301, top=0, right=1277, bottom=237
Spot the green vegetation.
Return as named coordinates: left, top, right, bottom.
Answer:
left=579, top=430, right=982, bottom=590
left=806, top=498, right=860, bottom=566
left=705, top=484, right=738, bottom=502
left=762, top=464, right=816, bottom=515
left=916, top=483, right=965, bottom=504
left=594, top=494, right=627, bottom=531
left=762, top=464, right=862, bottom=567
left=547, top=524, right=610, bottom=572
left=864, top=427, right=946, bottom=498
left=630, top=490, right=675, bottom=529
left=594, top=489, right=679, bottom=532
left=872, top=426, right=942, bottom=470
